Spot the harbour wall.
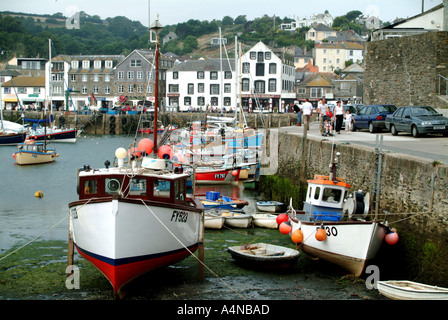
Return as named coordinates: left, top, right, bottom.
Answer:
left=3, top=110, right=298, bottom=135
left=259, top=130, right=448, bottom=285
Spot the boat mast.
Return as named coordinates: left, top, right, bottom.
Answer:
left=48, top=39, right=53, bottom=128
left=149, top=16, right=163, bottom=154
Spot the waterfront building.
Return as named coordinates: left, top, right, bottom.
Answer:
left=305, top=23, right=337, bottom=43
left=166, top=41, right=296, bottom=113
left=114, top=49, right=175, bottom=111
left=66, top=54, right=124, bottom=110
left=1, top=76, right=46, bottom=110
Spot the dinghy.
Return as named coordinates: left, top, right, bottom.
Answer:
left=377, top=280, right=448, bottom=300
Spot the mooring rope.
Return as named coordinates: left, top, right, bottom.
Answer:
left=139, top=199, right=247, bottom=300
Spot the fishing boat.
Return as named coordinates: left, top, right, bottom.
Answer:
left=227, top=243, right=300, bottom=269
left=279, top=144, right=390, bottom=277
left=13, top=139, right=58, bottom=165
left=204, top=211, right=226, bottom=229
left=252, top=214, right=278, bottom=229
left=256, top=201, right=283, bottom=213
left=67, top=17, right=204, bottom=297
left=377, top=280, right=448, bottom=300
left=195, top=166, right=241, bottom=185
left=196, top=191, right=248, bottom=210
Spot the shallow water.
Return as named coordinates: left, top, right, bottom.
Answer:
left=0, top=134, right=386, bottom=301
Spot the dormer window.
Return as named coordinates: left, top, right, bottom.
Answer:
left=82, top=60, right=90, bottom=69
left=105, top=60, right=113, bottom=69
left=94, top=60, right=101, bottom=69
left=71, top=61, right=79, bottom=69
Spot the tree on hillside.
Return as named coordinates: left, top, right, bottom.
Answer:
left=222, top=16, right=234, bottom=26
left=234, top=15, right=247, bottom=25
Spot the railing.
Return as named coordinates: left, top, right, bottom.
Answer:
left=438, top=74, right=448, bottom=97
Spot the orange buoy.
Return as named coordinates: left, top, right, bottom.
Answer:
left=279, top=221, right=292, bottom=235
left=276, top=213, right=289, bottom=225
left=157, top=145, right=173, bottom=159
left=315, top=228, right=327, bottom=241
left=291, top=229, right=303, bottom=244
left=231, top=170, right=238, bottom=176
left=385, top=232, right=399, bottom=245
left=137, top=138, right=154, bottom=156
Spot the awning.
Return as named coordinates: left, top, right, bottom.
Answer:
left=2, top=98, right=18, bottom=102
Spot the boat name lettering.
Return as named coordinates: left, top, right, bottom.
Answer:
left=171, top=210, right=188, bottom=223
left=215, top=173, right=226, bottom=179
left=316, top=226, right=338, bottom=237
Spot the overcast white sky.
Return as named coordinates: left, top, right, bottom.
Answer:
left=1, top=0, right=444, bottom=26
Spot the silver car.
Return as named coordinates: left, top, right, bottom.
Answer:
left=385, top=106, right=448, bottom=137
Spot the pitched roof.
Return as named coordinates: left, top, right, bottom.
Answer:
left=2, top=76, right=45, bottom=87
left=311, top=23, right=335, bottom=32
left=172, top=59, right=235, bottom=72
left=301, top=72, right=338, bottom=87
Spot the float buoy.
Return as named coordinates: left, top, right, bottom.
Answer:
left=385, top=231, right=399, bottom=245
left=276, top=213, right=289, bottom=226
left=35, top=191, right=44, bottom=198
left=137, top=138, right=154, bottom=156
left=315, top=228, right=327, bottom=241
left=291, top=229, right=303, bottom=244
left=279, top=221, right=292, bottom=235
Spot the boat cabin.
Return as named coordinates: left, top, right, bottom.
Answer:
left=303, top=175, right=352, bottom=221
left=17, top=141, right=47, bottom=153
left=77, top=167, right=189, bottom=205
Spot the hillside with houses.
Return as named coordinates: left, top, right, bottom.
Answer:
left=1, top=4, right=446, bottom=113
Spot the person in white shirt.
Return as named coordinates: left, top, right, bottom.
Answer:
left=345, top=109, right=355, bottom=134
left=317, top=98, right=327, bottom=134
left=302, top=98, right=313, bottom=130
left=334, top=101, right=345, bottom=134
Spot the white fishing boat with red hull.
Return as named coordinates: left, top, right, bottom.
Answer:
left=67, top=16, right=204, bottom=297
left=195, top=166, right=241, bottom=184
left=69, top=155, right=204, bottom=295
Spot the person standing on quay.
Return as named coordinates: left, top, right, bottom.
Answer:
left=317, top=98, right=327, bottom=134
left=294, top=102, right=302, bottom=126
left=302, top=98, right=313, bottom=130
left=334, top=100, right=345, bottom=134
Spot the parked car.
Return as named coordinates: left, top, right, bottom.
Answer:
left=385, top=106, right=448, bottom=137
left=353, top=104, right=397, bottom=133
left=329, top=104, right=357, bottom=129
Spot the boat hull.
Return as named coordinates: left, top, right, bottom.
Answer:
left=253, top=214, right=278, bottom=229
left=69, top=198, right=203, bottom=294
left=291, top=219, right=387, bottom=276
left=14, top=150, right=58, bottom=165
left=228, top=243, right=300, bottom=269
left=256, top=201, right=283, bottom=213
left=377, top=280, right=448, bottom=300
left=0, top=132, right=27, bottom=145
left=195, top=167, right=240, bottom=185
left=29, top=129, right=78, bottom=143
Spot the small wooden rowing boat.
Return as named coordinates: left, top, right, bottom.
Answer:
left=221, top=210, right=253, bottom=228
left=256, top=201, right=283, bottom=213
left=252, top=214, right=278, bottom=229
left=204, top=211, right=226, bottom=229
left=228, top=243, right=300, bottom=269
left=377, top=280, right=448, bottom=300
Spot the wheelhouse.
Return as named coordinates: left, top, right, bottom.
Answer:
left=77, top=167, right=189, bottom=205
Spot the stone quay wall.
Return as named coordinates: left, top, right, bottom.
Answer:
left=260, top=131, right=448, bottom=285
left=364, top=31, right=448, bottom=109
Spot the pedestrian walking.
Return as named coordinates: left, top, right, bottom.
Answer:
left=334, top=101, right=345, bottom=134
left=317, top=98, right=327, bottom=134
left=302, top=99, right=313, bottom=130
left=294, top=102, right=302, bottom=126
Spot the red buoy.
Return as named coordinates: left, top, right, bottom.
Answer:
left=385, top=232, right=399, bottom=245
left=137, top=138, right=154, bottom=156
left=279, top=221, right=292, bottom=235
left=276, top=213, right=289, bottom=225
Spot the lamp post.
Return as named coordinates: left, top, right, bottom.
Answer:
left=149, top=15, right=163, bottom=153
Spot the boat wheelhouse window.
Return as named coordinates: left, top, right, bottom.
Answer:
left=84, top=180, right=97, bottom=194
left=105, top=178, right=122, bottom=194
left=153, top=179, right=171, bottom=198
left=313, top=187, right=321, bottom=200
left=174, top=180, right=185, bottom=201
left=129, top=178, right=147, bottom=196
left=322, top=188, right=342, bottom=204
